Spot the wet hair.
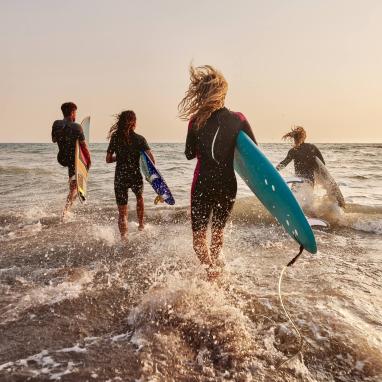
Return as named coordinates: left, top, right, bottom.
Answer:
left=282, top=126, right=307, bottom=147
left=107, top=110, right=136, bottom=143
left=178, top=65, right=228, bottom=129
left=61, top=102, right=77, bottom=117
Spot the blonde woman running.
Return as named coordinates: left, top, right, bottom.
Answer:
left=179, top=65, right=257, bottom=279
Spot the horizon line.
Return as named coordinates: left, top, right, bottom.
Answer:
left=0, top=141, right=381, bottom=145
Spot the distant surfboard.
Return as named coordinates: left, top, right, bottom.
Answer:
left=140, top=151, right=175, bottom=205
left=75, top=116, right=90, bottom=202
left=315, top=158, right=345, bottom=208
left=234, top=131, right=317, bottom=254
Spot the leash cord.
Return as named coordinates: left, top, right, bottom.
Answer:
left=276, top=245, right=304, bottom=369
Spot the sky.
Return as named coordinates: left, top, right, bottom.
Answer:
left=0, top=0, right=381, bottom=143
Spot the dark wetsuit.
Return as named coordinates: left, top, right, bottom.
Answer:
left=51, top=119, right=85, bottom=178
left=278, top=143, right=325, bottom=183
left=185, top=107, right=257, bottom=232
left=107, top=132, right=150, bottom=205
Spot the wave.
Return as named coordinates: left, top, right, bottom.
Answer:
left=2, top=195, right=382, bottom=245
left=344, top=203, right=382, bottom=215
left=349, top=175, right=370, bottom=180
left=144, top=196, right=382, bottom=235
left=0, top=166, right=53, bottom=175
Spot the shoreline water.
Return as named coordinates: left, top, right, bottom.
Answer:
left=0, top=143, right=381, bottom=381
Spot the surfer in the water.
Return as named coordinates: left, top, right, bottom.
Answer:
left=51, top=102, right=91, bottom=218
left=179, top=65, right=257, bottom=279
left=276, top=126, right=325, bottom=184
left=106, top=110, right=155, bottom=240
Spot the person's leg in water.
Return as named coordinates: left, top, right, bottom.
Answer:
left=63, top=177, right=77, bottom=218
left=192, top=229, right=211, bottom=266
left=191, top=191, right=213, bottom=270
left=132, top=182, right=145, bottom=230
left=136, top=194, right=145, bottom=230
left=208, top=193, right=236, bottom=279
left=210, top=227, right=224, bottom=266
left=115, top=172, right=129, bottom=240
left=117, top=204, right=128, bottom=240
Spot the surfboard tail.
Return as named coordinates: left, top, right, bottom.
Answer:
left=140, top=151, right=175, bottom=205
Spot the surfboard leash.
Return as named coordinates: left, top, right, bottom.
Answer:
left=287, top=244, right=304, bottom=267
left=276, top=244, right=305, bottom=370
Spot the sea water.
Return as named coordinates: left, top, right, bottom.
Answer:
left=0, top=143, right=381, bottom=381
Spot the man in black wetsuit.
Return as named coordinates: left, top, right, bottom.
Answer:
left=276, top=126, right=325, bottom=184
left=51, top=102, right=91, bottom=217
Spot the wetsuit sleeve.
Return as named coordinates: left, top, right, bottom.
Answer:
left=72, top=123, right=85, bottom=142
left=107, top=134, right=117, bottom=154
left=314, top=146, right=325, bottom=165
left=277, top=149, right=294, bottom=170
left=240, top=119, right=257, bottom=145
left=185, top=120, right=197, bottom=160
left=139, top=136, right=150, bottom=151
left=51, top=121, right=59, bottom=143
left=78, top=126, right=85, bottom=141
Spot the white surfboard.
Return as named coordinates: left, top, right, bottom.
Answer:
left=315, top=158, right=345, bottom=208
left=75, top=117, right=90, bottom=202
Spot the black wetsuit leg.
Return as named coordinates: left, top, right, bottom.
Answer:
left=114, top=167, right=143, bottom=205
left=211, top=188, right=236, bottom=230
left=191, top=176, right=237, bottom=232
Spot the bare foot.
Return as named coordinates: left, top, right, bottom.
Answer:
left=121, top=234, right=129, bottom=243
left=207, top=265, right=222, bottom=282
left=61, top=210, right=73, bottom=222
left=138, top=225, right=145, bottom=231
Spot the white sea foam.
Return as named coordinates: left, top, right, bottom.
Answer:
left=56, top=344, right=87, bottom=353
left=91, top=224, right=117, bottom=246
left=352, top=218, right=382, bottom=234
left=2, top=269, right=95, bottom=323
left=0, top=350, right=78, bottom=381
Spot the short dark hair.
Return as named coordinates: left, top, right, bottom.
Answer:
left=61, top=102, right=77, bottom=117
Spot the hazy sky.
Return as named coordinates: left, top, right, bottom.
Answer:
left=0, top=0, right=381, bottom=142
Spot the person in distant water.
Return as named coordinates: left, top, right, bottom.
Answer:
left=52, top=102, right=91, bottom=218
left=106, top=110, right=155, bottom=240
left=179, top=65, right=257, bottom=280
left=276, top=126, right=325, bottom=184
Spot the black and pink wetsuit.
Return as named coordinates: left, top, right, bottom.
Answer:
left=185, top=107, right=257, bottom=232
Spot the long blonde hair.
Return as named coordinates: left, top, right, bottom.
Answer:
left=282, top=126, right=307, bottom=147
left=178, top=65, right=228, bottom=129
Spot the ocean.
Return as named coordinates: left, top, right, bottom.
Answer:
left=0, top=142, right=381, bottom=381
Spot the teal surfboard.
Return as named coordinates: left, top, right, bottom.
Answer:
left=234, top=131, right=317, bottom=254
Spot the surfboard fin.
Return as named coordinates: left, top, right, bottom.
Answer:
left=154, top=195, right=164, bottom=205
left=306, top=217, right=329, bottom=228
left=285, top=177, right=304, bottom=184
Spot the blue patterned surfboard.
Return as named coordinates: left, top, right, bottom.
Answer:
left=140, top=151, right=175, bottom=205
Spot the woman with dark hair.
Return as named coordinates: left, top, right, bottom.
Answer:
left=106, top=110, right=155, bottom=240
left=179, top=65, right=257, bottom=279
